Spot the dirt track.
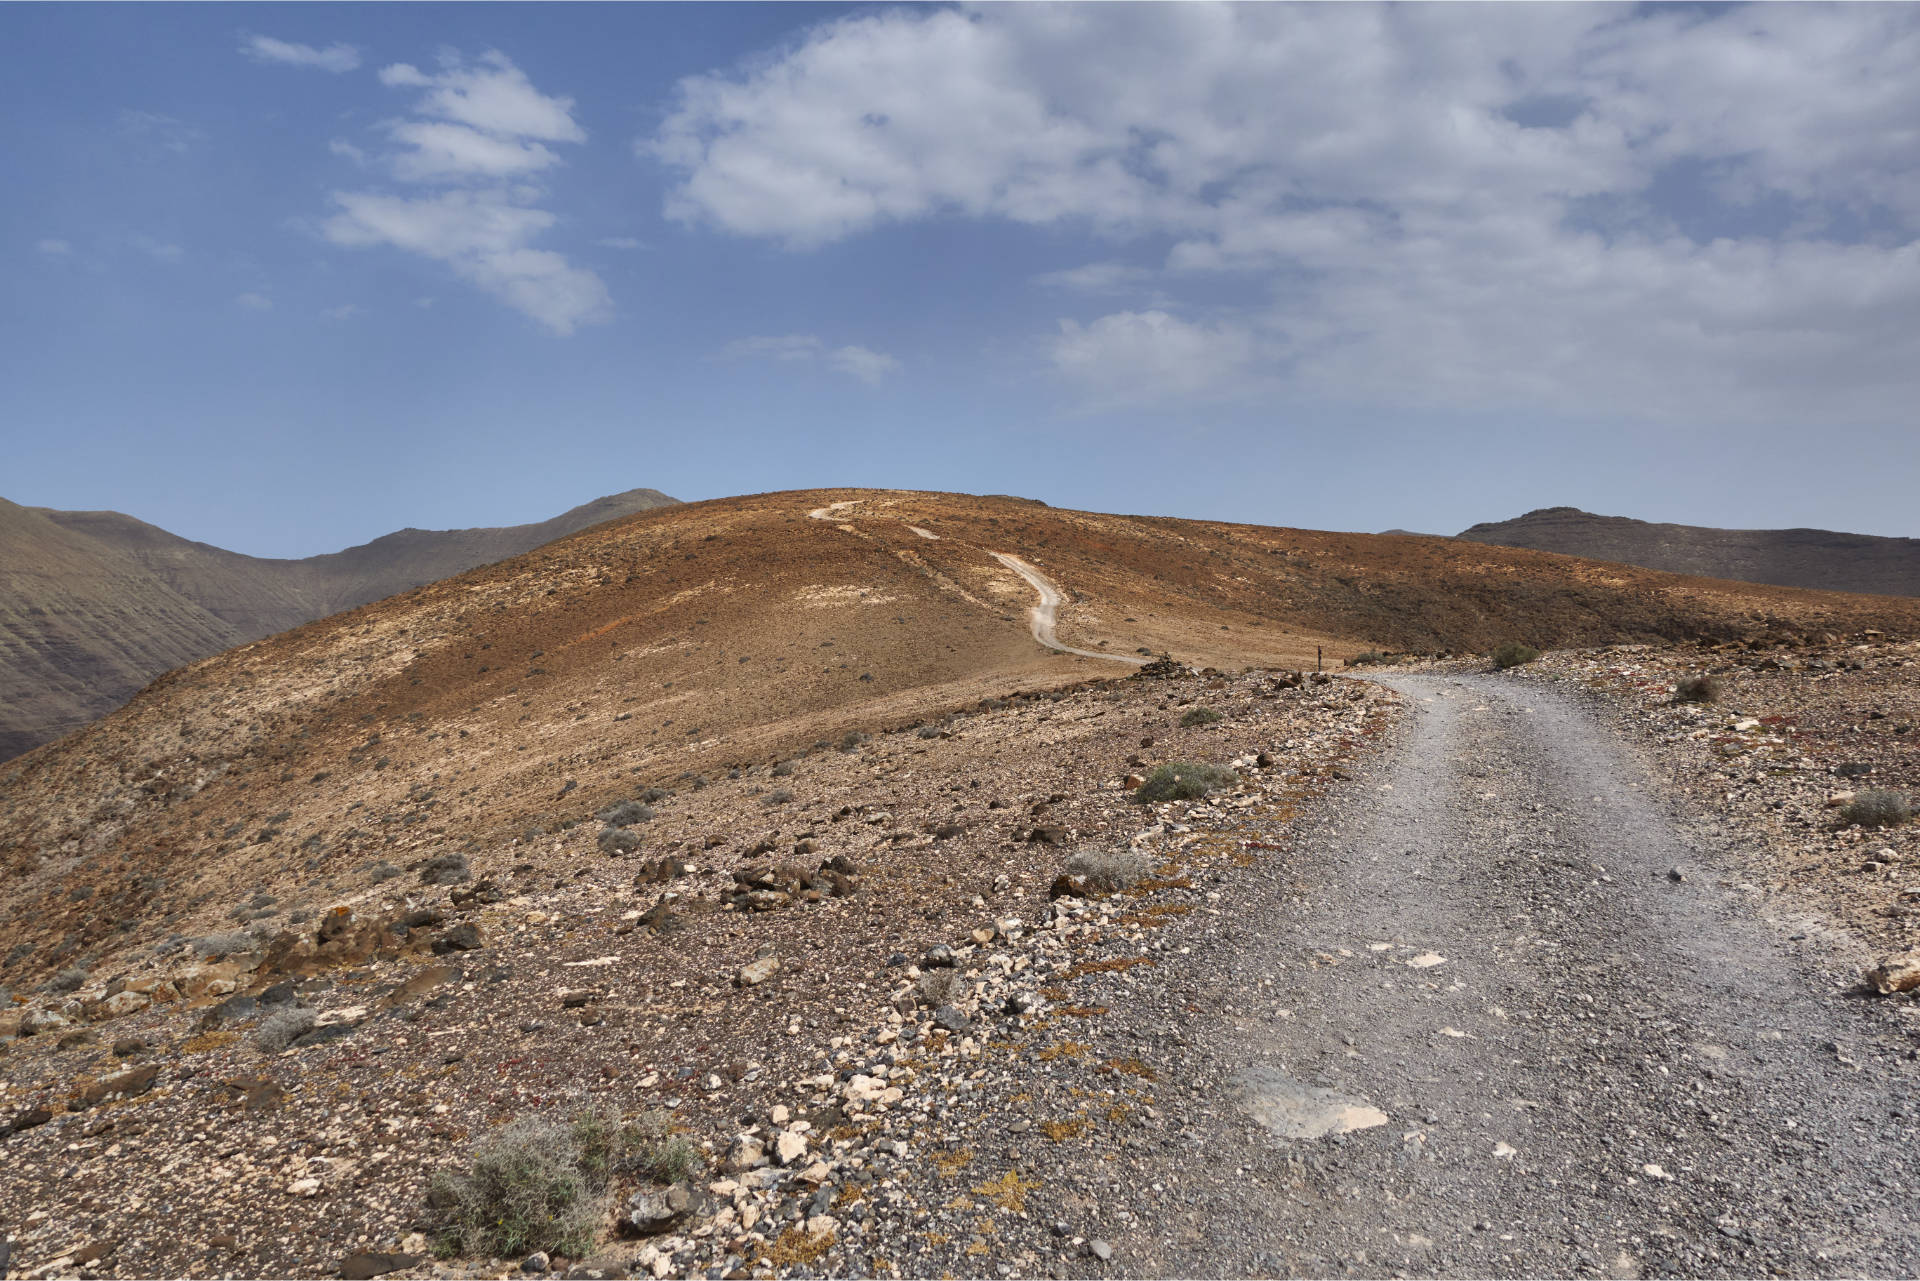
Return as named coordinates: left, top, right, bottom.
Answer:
left=1092, top=672, right=1920, bottom=1278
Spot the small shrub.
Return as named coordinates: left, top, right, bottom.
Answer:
left=770, top=761, right=796, bottom=778
left=420, top=853, right=472, bottom=886
left=636, top=1135, right=700, bottom=1185
left=46, top=966, right=89, bottom=994
left=1673, top=674, right=1722, bottom=704
left=1492, top=642, right=1540, bottom=670
left=1064, top=847, right=1150, bottom=893
left=429, top=1110, right=630, bottom=1260
left=68, top=885, right=94, bottom=902
left=916, top=724, right=943, bottom=739
left=192, top=932, right=254, bottom=958
left=838, top=730, right=870, bottom=753
left=254, top=1006, right=317, bottom=1053
left=1179, top=706, right=1222, bottom=728
left=1842, top=789, right=1912, bottom=829
left=1346, top=651, right=1390, bottom=667
left=597, top=800, right=654, bottom=828
left=1135, top=761, right=1239, bottom=804
left=765, top=788, right=794, bottom=806
left=915, top=968, right=959, bottom=1007
left=368, top=862, right=402, bottom=883
left=598, top=827, right=641, bottom=855
left=639, top=786, right=672, bottom=804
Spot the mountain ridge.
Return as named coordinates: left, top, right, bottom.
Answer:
left=1459, top=506, right=1920, bottom=597
left=0, top=487, right=679, bottom=760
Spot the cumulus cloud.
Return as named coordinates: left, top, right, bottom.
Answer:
left=318, top=51, right=609, bottom=334
left=722, top=333, right=900, bottom=384
left=242, top=35, right=361, bottom=73
left=648, top=3, right=1920, bottom=422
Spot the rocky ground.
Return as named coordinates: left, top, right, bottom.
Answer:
left=6, top=632, right=1916, bottom=1281
left=0, top=663, right=1396, bottom=1280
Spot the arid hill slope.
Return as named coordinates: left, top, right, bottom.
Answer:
left=0, top=488, right=679, bottom=760
left=1460, top=505, right=1920, bottom=597
left=4, top=487, right=1919, bottom=994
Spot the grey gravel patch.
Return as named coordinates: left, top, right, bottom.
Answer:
left=1233, top=1064, right=1388, bottom=1139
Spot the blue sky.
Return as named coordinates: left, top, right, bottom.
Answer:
left=4, top=2, right=1918, bottom=557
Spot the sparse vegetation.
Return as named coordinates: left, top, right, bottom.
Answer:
left=429, top=1109, right=638, bottom=1260
left=1842, top=789, right=1912, bottom=829
left=367, top=861, right=402, bottom=883
left=597, top=827, right=641, bottom=855
left=597, top=800, right=654, bottom=828
left=253, top=1006, right=316, bottom=1053
left=419, top=853, right=471, bottom=885
left=1492, top=642, right=1540, bottom=670
left=1346, top=651, right=1391, bottom=667
left=765, top=788, right=793, bottom=806
left=1179, top=706, right=1222, bottom=727
left=638, top=786, right=672, bottom=804
left=192, top=932, right=254, bottom=958
left=838, top=730, right=871, bottom=752
left=46, top=966, right=89, bottom=994
left=1064, top=847, right=1150, bottom=893
left=1674, top=674, right=1722, bottom=704
left=1135, top=761, right=1239, bottom=804
left=770, top=760, right=796, bottom=778
left=916, top=724, right=944, bottom=739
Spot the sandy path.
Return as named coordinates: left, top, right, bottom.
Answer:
left=987, top=552, right=1147, bottom=665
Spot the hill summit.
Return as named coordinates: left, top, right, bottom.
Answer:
left=1459, top=506, right=1920, bottom=597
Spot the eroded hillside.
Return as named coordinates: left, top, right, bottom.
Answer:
left=4, top=487, right=1919, bottom=998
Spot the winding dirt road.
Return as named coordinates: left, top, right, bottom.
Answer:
left=988, top=552, right=1146, bottom=665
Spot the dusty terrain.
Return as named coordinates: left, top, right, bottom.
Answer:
left=0, top=489, right=678, bottom=761
left=4, top=487, right=1920, bottom=1280
left=1461, top=506, right=1920, bottom=598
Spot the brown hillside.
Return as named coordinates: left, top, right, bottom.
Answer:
left=0, top=487, right=679, bottom=761
left=1460, top=505, right=1920, bottom=597
left=4, top=486, right=1918, bottom=991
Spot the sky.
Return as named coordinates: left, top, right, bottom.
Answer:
left=4, top=2, right=1918, bottom=557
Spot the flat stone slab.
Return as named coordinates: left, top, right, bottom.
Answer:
left=1233, top=1065, right=1388, bottom=1139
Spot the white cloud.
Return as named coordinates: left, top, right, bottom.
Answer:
left=598, top=236, right=647, bottom=250
left=1051, top=311, right=1256, bottom=408
left=648, top=3, right=1920, bottom=423
left=325, top=189, right=611, bottom=334
left=328, top=139, right=367, bottom=166
left=242, top=35, right=362, bottom=74
left=827, top=345, right=901, bottom=385
left=378, top=52, right=584, bottom=143
left=36, top=238, right=71, bottom=256
left=385, top=120, right=559, bottom=182
left=235, top=292, right=273, bottom=310
left=322, top=303, right=361, bottom=321
left=129, top=234, right=184, bottom=263
left=316, top=51, right=609, bottom=334
left=722, top=333, right=899, bottom=384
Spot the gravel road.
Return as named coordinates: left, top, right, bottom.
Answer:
left=1103, top=672, right=1920, bottom=1278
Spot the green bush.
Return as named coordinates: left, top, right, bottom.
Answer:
left=1673, top=674, right=1721, bottom=704
left=1179, top=706, right=1223, bottom=728
left=430, top=1110, right=629, bottom=1260
left=1842, top=789, right=1912, bottom=829
left=1135, top=761, right=1239, bottom=804
left=1491, top=642, right=1540, bottom=670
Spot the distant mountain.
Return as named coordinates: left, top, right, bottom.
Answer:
left=0, top=488, right=678, bottom=760
left=1458, top=507, right=1920, bottom=597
